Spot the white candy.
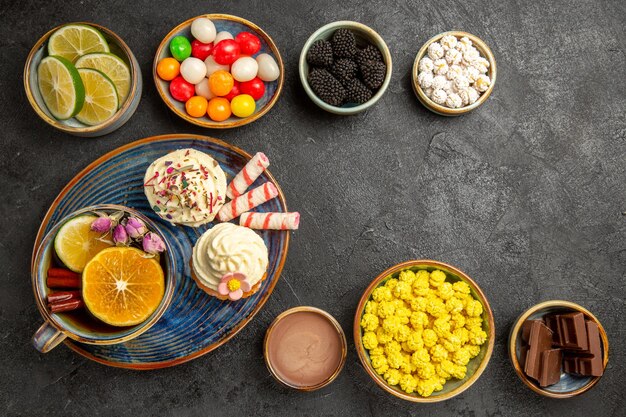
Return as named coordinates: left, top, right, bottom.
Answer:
left=440, top=35, right=458, bottom=50
left=418, top=71, right=434, bottom=89
left=467, top=87, right=479, bottom=104
left=433, top=58, right=449, bottom=75
left=445, top=93, right=463, bottom=108
left=474, top=74, right=491, bottom=92
left=423, top=87, right=434, bottom=97
left=474, top=57, right=490, bottom=74
left=466, top=66, right=480, bottom=83
left=419, top=57, right=434, bottom=73
left=459, top=36, right=473, bottom=48
left=431, top=89, right=447, bottom=105
left=432, top=75, right=448, bottom=90
left=195, top=78, right=215, bottom=100
left=214, top=31, right=234, bottom=45
left=445, top=48, right=462, bottom=65
left=458, top=88, right=470, bottom=106
left=180, top=57, right=207, bottom=84
left=191, top=18, right=216, bottom=44
left=453, top=75, right=470, bottom=90
left=427, top=42, right=444, bottom=60
left=256, top=53, right=280, bottom=81
left=204, top=56, right=229, bottom=76
left=446, top=64, right=464, bottom=80
left=463, top=48, right=480, bottom=65
left=231, top=57, right=258, bottom=82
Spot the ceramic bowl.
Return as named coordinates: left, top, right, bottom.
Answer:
left=354, top=260, right=495, bottom=402
left=412, top=31, right=496, bottom=116
left=264, top=306, right=347, bottom=391
left=153, top=14, right=284, bottom=128
left=24, top=22, right=142, bottom=137
left=299, top=21, right=392, bottom=115
left=508, top=300, right=609, bottom=398
left=31, top=204, right=176, bottom=353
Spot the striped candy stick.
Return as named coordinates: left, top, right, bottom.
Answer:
left=217, top=182, right=278, bottom=222
left=226, top=152, right=270, bottom=199
left=240, top=212, right=300, bottom=230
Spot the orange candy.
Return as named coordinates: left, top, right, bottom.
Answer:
left=185, top=96, right=208, bottom=118
left=209, top=70, right=234, bottom=96
left=157, top=57, right=180, bottom=81
left=207, top=97, right=231, bottom=121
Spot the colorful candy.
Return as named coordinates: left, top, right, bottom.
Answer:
left=240, top=77, right=265, bottom=100
left=157, top=57, right=180, bottom=81
left=231, top=57, right=258, bottom=82
left=235, top=32, right=261, bottom=55
left=170, top=36, right=192, bottom=61
left=240, top=212, right=300, bottom=230
left=256, top=53, right=280, bottom=81
left=227, top=152, right=270, bottom=199
left=185, top=96, right=208, bottom=118
left=213, top=39, right=240, bottom=65
left=204, top=56, right=229, bottom=76
left=209, top=70, right=234, bottom=96
left=223, top=80, right=241, bottom=101
left=194, top=78, right=215, bottom=100
left=207, top=97, right=231, bottom=121
left=191, top=39, right=214, bottom=61
left=190, top=18, right=216, bottom=43
left=217, top=182, right=279, bottom=222
left=180, top=57, right=207, bottom=84
left=230, top=94, right=256, bottom=118
left=169, top=76, right=194, bottom=102
left=214, top=31, right=234, bottom=45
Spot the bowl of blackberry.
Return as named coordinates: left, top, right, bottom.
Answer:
left=299, top=21, right=392, bottom=115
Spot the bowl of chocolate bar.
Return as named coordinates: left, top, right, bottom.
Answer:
left=508, top=300, right=609, bottom=398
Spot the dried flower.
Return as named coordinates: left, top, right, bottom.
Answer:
left=112, top=225, right=129, bottom=246
left=217, top=272, right=251, bottom=301
left=91, top=216, right=113, bottom=233
left=125, top=217, right=147, bottom=239
left=142, top=232, right=165, bottom=254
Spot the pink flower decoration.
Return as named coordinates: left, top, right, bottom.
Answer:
left=217, top=272, right=251, bottom=301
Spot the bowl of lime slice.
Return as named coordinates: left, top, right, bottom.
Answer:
left=24, top=22, right=142, bottom=137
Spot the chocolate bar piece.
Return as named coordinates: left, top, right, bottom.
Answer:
left=539, top=349, right=563, bottom=387
left=563, top=321, right=604, bottom=377
left=523, top=320, right=554, bottom=381
left=544, top=312, right=588, bottom=350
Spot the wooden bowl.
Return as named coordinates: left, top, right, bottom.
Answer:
left=412, top=31, right=496, bottom=116
left=354, top=260, right=495, bottom=402
left=23, top=22, right=142, bottom=137
left=299, top=21, right=392, bottom=115
left=153, top=14, right=284, bottom=128
left=508, top=300, right=609, bottom=398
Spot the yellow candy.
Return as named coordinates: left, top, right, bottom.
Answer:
left=469, top=328, right=488, bottom=345
left=410, top=310, right=429, bottom=329
left=465, top=317, right=483, bottom=330
left=384, top=369, right=402, bottom=386
left=371, top=355, right=389, bottom=374
left=360, top=313, right=379, bottom=331
left=417, top=362, right=436, bottom=379
left=363, top=331, right=378, bottom=349
left=453, top=347, right=471, bottom=365
left=452, top=364, right=467, bottom=380
left=395, top=325, right=412, bottom=342
left=395, top=306, right=411, bottom=323
left=376, top=328, right=393, bottom=345
left=466, top=299, right=484, bottom=317
left=369, top=347, right=384, bottom=357
left=383, top=316, right=402, bottom=335
left=416, top=379, right=435, bottom=397
left=377, top=301, right=396, bottom=318
left=387, top=350, right=405, bottom=369
left=412, top=272, right=430, bottom=296
left=442, top=334, right=462, bottom=352
left=399, top=373, right=418, bottom=394
left=452, top=281, right=471, bottom=294
left=422, top=328, right=438, bottom=347
left=400, top=354, right=414, bottom=373
left=430, top=344, right=449, bottom=362
left=384, top=340, right=402, bottom=355
left=364, top=300, right=378, bottom=315
left=399, top=269, right=416, bottom=284
left=410, top=296, right=428, bottom=312
left=411, top=348, right=431, bottom=368
left=426, top=298, right=447, bottom=317
left=468, top=344, right=481, bottom=358
left=451, top=313, right=466, bottom=329
left=394, top=280, right=413, bottom=300
left=438, top=282, right=455, bottom=300
left=372, top=286, right=393, bottom=302
left=429, top=270, right=446, bottom=287
left=384, top=278, right=398, bottom=291
left=436, top=359, right=456, bottom=379
left=433, top=316, right=452, bottom=337
left=405, top=331, right=424, bottom=351
left=453, top=327, right=470, bottom=344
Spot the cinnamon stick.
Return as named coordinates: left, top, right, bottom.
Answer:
left=47, top=268, right=81, bottom=279
left=48, top=299, right=84, bottom=313
left=46, top=291, right=81, bottom=304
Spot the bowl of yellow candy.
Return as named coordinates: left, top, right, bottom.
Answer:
left=353, top=260, right=495, bottom=402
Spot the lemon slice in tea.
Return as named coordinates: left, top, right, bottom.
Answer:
left=82, top=247, right=165, bottom=327
left=75, top=52, right=131, bottom=106
left=75, top=68, right=119, bottom=125
left=37, top=56, right=85, bottom=120
left=48, top=24, right=109, bottom=62
left=54, top=215, right=113, bottom=273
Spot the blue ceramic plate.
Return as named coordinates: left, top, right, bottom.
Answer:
left=32, top=134, right=289, bottom=369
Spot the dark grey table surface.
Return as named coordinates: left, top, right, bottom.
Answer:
left=1, top=0, right=624, bottom=416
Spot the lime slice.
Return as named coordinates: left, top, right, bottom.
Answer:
left=75, top=68, right=119, bottom=125
left=54, top=215, right=113, bottom=273
left=37, top=56, right=85, bottom=120
left=75, top=53, right=131, bottom=106
left=48, top=24, right=110, bottom=62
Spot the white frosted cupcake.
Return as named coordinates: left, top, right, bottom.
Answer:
left=144, top=148, right=226, bottom=227
left=191, top=223, right=269, bottom=300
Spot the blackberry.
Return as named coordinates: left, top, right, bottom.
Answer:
left=306, top=40, right=333, bottom=67
left=308, top=68, right=345, bottom=106
left=344, top=78, right=373, bottom=104
left=356, top=45, right=383, bottom=67
left=331, top=28, right=358, bottom=58
left=360, top=60, right=386, bottom=90
left=330, top=58, right=358, bottom=85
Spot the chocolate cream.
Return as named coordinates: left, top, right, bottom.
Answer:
left=267, top=311, right=343, bottom=387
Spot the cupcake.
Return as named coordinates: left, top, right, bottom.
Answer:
left=191, top=223, right=269, bottom=300
left=144, top=148, right=226, bottom=227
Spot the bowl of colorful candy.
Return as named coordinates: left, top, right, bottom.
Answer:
left=299, top=21, right=392, bottom=115
left=508, top=300, right=609, bottom=398
left=353, top=260, right=495, bottom=402
left=153, top=14, right=284, bottom=128
left=412, top=31, right=496, bottom=116
left=24, top=22, right=142, bottom=137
